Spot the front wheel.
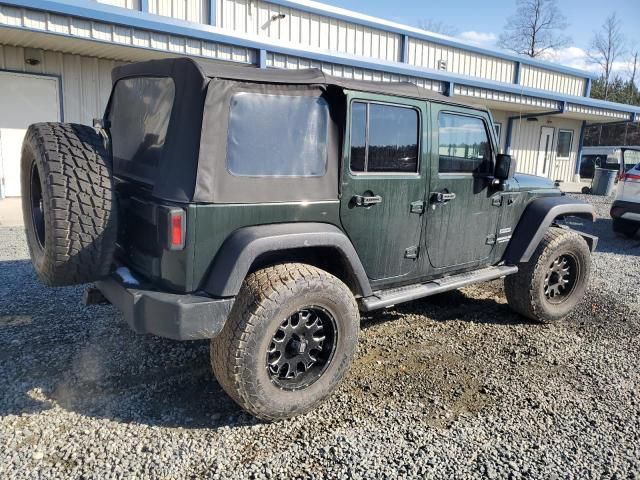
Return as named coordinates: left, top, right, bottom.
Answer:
left=211, top=263, right=360, bottom=421
left=505, top=228, right=591, bottom=323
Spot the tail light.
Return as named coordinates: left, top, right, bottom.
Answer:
left=159, top=207, right=186, bottom=251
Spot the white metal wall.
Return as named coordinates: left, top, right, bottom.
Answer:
left=267, top=52, right=445, bottom=92
left=520, top=64, right=586, bottom=97
left=217, top=0, right=401, bottom=62
left=0, top=44, right=120, bottom=125
left=408, top=37, right=515, bottom=84
left=149, top=0, right=209, bottom=24
left=504, top=113, right=582, bottom=182
left=97, top=0, right=140, bottom=9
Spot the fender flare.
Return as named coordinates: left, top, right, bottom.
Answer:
left=503, top=196, right=597, bottom=264
left=203, top=223, right=372, bottom=298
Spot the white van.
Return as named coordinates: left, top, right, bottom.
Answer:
left=611, top=148, right=640, bottom=236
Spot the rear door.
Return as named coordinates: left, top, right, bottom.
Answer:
left=339, top=93, right=427, bottom=282
left=425, top=105, right=502, bottom=271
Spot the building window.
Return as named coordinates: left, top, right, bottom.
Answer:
left=226, top=92, right=329, bottom=177
left=494, top=122, right=502, bottom=143
left=438, top=113, right=492, bottom=174
left=350, top=101, right=420, bottom=174
left=557, top=129, right=574, bottom=159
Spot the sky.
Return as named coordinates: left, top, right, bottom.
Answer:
left=318, top=0, right=640, bottom=78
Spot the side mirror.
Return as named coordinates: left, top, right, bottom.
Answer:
left=495, top=154, right=516, bottom=181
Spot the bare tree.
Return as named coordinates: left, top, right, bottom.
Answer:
left=628, top=50, right=638, bottom=89
left=497, top=0, right=570, bottom=58
left=588, top=13, right=626, bottom=99
left=416, top=19, right=458, bottom=37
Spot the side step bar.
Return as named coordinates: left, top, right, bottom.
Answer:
left=360, top=265, right=518, bottom=312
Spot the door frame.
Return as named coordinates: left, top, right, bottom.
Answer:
left=536, top=126, right=555, bottom=178
left=0, top=69, right=63, bottom=198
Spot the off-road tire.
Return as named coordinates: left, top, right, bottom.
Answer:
left=211, top=263, right=360, bottom=421
left=612, top=218, right=638, bottom=238
left=505, top=227, right=591, bottom=323
left=21, top=123, right=117, bottom=286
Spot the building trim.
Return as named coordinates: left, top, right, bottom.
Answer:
left=1, top=0, right=639, bottom=118
left=208, top=0, right=215, bottom=26
left=139, top=0, right=147, bottom=13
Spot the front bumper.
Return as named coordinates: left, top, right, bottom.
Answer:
left=95, top=276, right=234, bottom=341
left=611, top=200, right=640, bottom=221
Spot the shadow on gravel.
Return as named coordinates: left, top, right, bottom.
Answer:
left=563, top=217, right=640, bottom=256
left=361, top=284, right=536, bottom=329
left=0, top=260, right=247, bottom=430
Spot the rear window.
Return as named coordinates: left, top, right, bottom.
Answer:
left=226, top=92, right=329, bottom=177
left=108, top=77, right=175, bottom=184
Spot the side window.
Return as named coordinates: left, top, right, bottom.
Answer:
left=556, top=130, right=573, bottom=159
left=226, top=92, right=329, bottom=177
left=349, top=101, right=420, bottom=174
left=438, top=113, right=492, bottom=174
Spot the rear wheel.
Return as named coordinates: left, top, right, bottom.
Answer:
left=612, top=218, right=638, bottom=238
left=505, top=228, right=591, bottom=323
left=211, top=263, right=360, bottom=421
left=21, top=123, right=117, bottom=286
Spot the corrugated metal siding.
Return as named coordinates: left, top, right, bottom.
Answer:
left=0, top=44, right=120, bottom=125
left=408, top=37, right=514, bottom=84
left=508, top=115, right=581, bottom=182
left=267, top=52, right=445, bottom=92
left=217, top=0, right=401, bottom=62
left=455, top=85, right=559, bottom=110
left=149, top=0, right=209, bottom=24
left=520, top=64, right=585, bottom=97
left=96, top=0, right=140, bottom=10
left=0, top=5, right=255, bottom=64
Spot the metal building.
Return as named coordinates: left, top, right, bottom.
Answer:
left=0, top=0, right=639, bottom=197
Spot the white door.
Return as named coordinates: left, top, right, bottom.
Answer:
left=536, top=126, right=555, bottom=178
left=0, top=72, right=61, bottom=197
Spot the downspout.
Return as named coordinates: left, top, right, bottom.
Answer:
left=574, top=120, right=587, bottom=182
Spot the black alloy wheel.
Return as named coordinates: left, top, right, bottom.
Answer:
left=267, top=307, right=337, bottom=391
left=543, top=253, right=579, bottom=304
left=29, top=163, right=46, bottom=249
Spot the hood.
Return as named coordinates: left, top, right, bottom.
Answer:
left=513, top=173, right=557, bottom=191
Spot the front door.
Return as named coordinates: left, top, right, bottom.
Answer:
left=536, top=126, right=555, bottom=178
left=0, top=72, right=60, bottom=197
left=340, top=94, right=427, bottom=282
left=425, top=106, right=502, bottom=270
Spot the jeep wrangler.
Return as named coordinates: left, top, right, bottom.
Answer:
left=21, top=58, right=597, bottom=421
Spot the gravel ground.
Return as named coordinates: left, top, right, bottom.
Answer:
left=1, top=193, right=639, bottom=479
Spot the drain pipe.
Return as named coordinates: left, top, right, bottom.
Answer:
left=504, top=101, right=567, bottom=155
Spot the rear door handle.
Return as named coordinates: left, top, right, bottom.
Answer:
left=430, top=192, right=456, bottom=204
left=353, top=194, right=383, bottom=207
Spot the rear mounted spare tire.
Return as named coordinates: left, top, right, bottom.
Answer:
left=20, top=123, right=118, bottom=287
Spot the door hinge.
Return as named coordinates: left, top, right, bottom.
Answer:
left=492, top=196, right=503, bottom=207
left=486, top=234, right=497, bottom=245
left=410, top=201, right=425, bottom=214
left=405, top=246, right=420, bottom=259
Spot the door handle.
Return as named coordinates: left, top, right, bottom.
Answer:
left=430, top=192, right=456, bottom=204
left=352, top=194, right=383, bottom=207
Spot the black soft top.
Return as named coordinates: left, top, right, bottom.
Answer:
left=112, top=57, right=484, bottom=110
left=107, top=58, right=487, bottom=203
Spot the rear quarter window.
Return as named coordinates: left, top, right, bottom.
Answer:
left=226, top=92, right=329, bottom=177
left=108, top=76, right=175, bottom=184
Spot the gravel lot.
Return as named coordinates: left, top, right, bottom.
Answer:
left=1, top=193, right=639, bottom=479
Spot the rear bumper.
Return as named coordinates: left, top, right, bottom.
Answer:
left=95, top=276, right=234, bottom=341
left=611, top=200, right=640, bottom=220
